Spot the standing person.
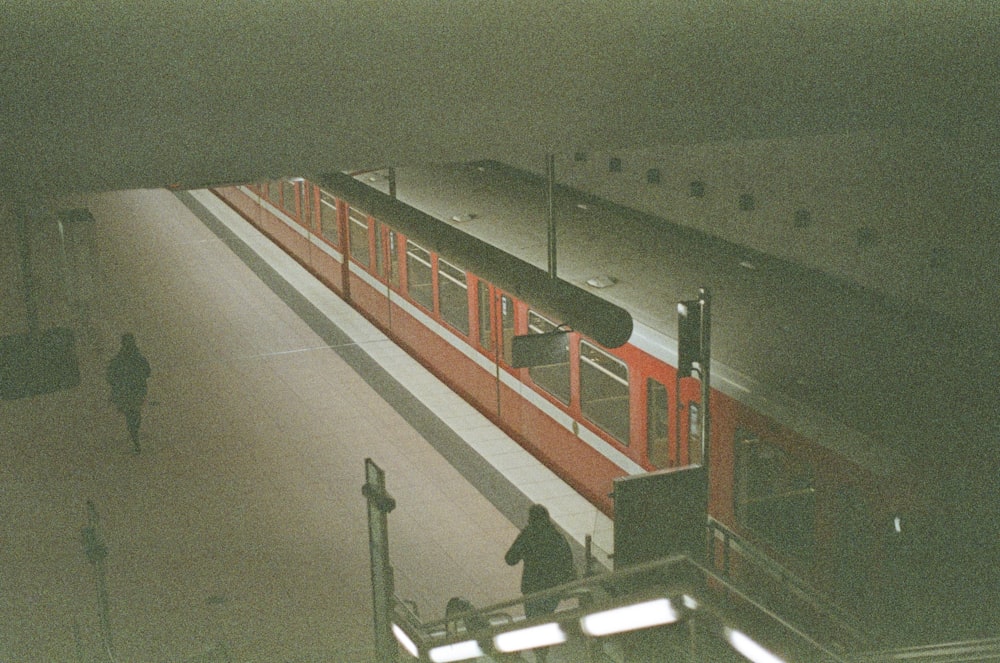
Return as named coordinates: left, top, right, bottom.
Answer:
left=107, top=332, right=151, bottom=453
left=505, top=503, right=576, bottom=617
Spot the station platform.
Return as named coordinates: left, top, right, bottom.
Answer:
left=0, top=188, right=611, bottom=662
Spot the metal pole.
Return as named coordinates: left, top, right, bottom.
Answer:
left=698, top=288, right=711, bottom=469
left=363, top=459, right=398, bottom=663
left=546, top=154, right=557, bottom=279
left=82, top=500, right=114, bottom=662
left=674, top=369, right=683, bottom=467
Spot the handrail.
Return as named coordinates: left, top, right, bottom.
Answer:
left=395, top=554, right=858, bottom=662
left=707, top=515, right=873, bottom=645
left=850, top=637, right=1000, bottom=662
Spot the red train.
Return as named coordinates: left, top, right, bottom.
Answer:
left=211, top=160, right=995, bottom=642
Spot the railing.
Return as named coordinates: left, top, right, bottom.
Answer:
left=850, top=637, right=1000, bottom=662
left=391, top=554, right=858, bottom=662
left=707, top=515, right=875, bottom=650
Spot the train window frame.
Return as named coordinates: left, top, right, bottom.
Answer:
left=281, top=179, right=298, bottom=218
left=476, top=281, right=492, bottom=353
left=318, top=189, right=340, bottom=246
left=526, top=310, right=570, bottom=405
left=734, top=431, right=816, bottom=557
left=348, top=207, right=371, bottom=268
left=387, top=229, right=400, bottom=288
left=646, top=378, right=669, bottom=468
left=688, top=402, right=703, bottom=466
left=579, top=340, right=630, bottom=446
left=374, top=219, right=387, bottom=280
left=499, top=293, right=514, bottom=365
left=405, top=240, right=434, bottom=311
left=265, top=180, right=282, bottom=207
left=437, top=257, right=470, bottom=335
left=300, top=180, right=314, bottom=231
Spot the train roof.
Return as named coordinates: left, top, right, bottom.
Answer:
left=349, top=161, right=998, bottom=484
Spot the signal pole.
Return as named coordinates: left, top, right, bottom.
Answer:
left=676, top=287, right=711, bottom=468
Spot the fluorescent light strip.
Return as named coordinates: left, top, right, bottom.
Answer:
left=580, top=598, right=679, bottom=636
left=391, top=623, right=419, bottom=658
left=428, top=639, right=484, bottom=663
left=493, top=622, right=567, bottom=653
left=725, top=628, right=786, bottom=663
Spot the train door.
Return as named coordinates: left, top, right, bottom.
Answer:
left=475, top=282, right=514, bottom=416
left=299, top=180, right=315, bottom=232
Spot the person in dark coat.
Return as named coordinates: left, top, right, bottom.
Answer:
left=505, top=504, right=576, bottom=619
left=107, top=332, right=151, bottom=453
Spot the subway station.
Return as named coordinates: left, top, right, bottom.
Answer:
left=2, top=4, right=998, bottom=662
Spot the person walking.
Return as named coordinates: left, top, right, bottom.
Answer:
left=106, top=332, right=151, bottom=453
left=505, top=504, right=576, bottom=660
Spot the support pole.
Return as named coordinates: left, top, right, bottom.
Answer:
left=675, top=287, right=711, bottom=468
left=546, top=154, right=557, bottom=279
left=82, top=500, right=114, bottom=662
left=363, top=458, right=398, bottom=663
left=697, top=287, right=711, bottom=469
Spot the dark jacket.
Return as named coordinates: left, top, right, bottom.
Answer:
left=505, top=518, right=576, bottom=594
left=107, top=346, right=151, bottom=410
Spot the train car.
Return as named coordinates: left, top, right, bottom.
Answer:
left=211, top=160, right=997, bottom=641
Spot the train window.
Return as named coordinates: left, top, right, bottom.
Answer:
left=387, top=230, right=400, bottom=287
left=580, top=341, right=629, bottom=445
left=265, top=181, right=281, bottom=206
left=300, top=181, right=314, bottom=230
left=500, top=294, right=514, bottom=364
left=527, top=311, right=570, bottom=404
left=374, top=220, right=386, bottom=279
left=477, top=281, right=492, bottom=352
left=281, top=180, right=298, bottom=217
left=406, top=241, right=434, bottom=311
left=688, top=402, right=703, bottom=466
left=438, top=258, right=469, bottom=335
left=348, top=207, right=371, bottom=268
left=646, top=379, right=669, bottom=468
left=319, top=190, right=339, bottom=246
left=734, top=432, right=815, bottom=557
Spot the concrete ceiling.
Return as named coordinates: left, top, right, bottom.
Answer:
left=2, top=1, right=997, bottom=196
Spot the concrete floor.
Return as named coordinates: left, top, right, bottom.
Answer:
left=0, top=189, right=611, bottom=662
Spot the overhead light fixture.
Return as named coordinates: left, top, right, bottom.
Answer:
left=428, top=639, right=484, bottom=662
left=580, top=598, right=679, bottom=637
left=493, top=622, right=567, bottom=653
left=725, top=628, right=785, bottom=663
left=392, top=623, right=419, bottom=658
left=586, top=275, right=617, bottom=289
